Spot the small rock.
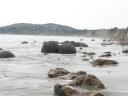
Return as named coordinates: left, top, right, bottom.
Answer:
left=83, top=52, right=95, bottom=55
left=104, top=51, right=111, bottom=54
left=48, top=67, right=70, bottom=78
left=21, top=41, right=28, bottom=44
left=91, top=39, right=95, bottom=41
left=99, top=53, right=112, bottom=57
left=122, top=50, right=128, bottom=53
left=92, top=59, right=118, bottom=66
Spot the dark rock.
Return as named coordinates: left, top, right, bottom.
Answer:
left=21, top=41, right=28, bottom=44
left=54, top=84, right=67, bottom=96
left=104, top=51, right=111, bottom=54
left=63, top=41, right=88, bottom=47
left=92, top=59, right=118, bottom=66
left=83, top=52, right=95, bottom=55
left=41, top=41, right=59, bottom=53
left=79, top=47, right=83, bottom=50
left=122, top=50, right=128, bottom=53
left=95, top=93, right=104, bottom=96
left=0, top=48, right=3, bottom=50
left=99, top=53, right=112, bottom=57
left=48, top=67, right=70, bottom=78
left=91, top=39, right=95, bottom=41
left=0, top=51, right=15, bottom=58
left=101, top=43, right=112, bottom=45
left=58, top=43, right=76, bottom=54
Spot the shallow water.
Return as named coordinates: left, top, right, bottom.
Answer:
left=0, top=34, right=128, bottom=96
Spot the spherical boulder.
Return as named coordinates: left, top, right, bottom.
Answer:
left=0, top=51, right=15, bottom=58
left=41, top=41, right=59, bottom=53
left=58, top=43, right=76, bottom=54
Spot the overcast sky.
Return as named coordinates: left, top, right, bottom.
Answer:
left=0, top=0, right=128, bottom=29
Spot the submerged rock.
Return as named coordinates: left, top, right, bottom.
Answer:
left=41, top=41, right=59, bottom=53
left=92, top=59, right=118, bottom=66
left=48, top=67, right=70, bottom=78
left=0, top=51, right=15, bottom=58
left=58, top=43, right=76, bottom=54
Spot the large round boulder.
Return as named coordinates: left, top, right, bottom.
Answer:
left=48, top=67, right=70, bottom=78
left=0, top=51, right=15, bottom=58
left=67, top=73, right=105, bottom=91
left=58, top=43, right=76, bottom=54
left=41, top=41, right=59, bottom=53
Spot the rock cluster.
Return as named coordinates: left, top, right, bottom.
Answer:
left=48, top=68, right=105, bottom=96
left=41, top=41, right=76, bottom=54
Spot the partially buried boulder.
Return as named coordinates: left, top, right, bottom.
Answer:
left=58, top=43, right=76, bottom=54
left=41, top=41, right=59, bottom=53
left=0, top=51, right=15, bottom=58
left=48, top=67, right=70, bottom=78
left=92, top=59, right=118, bottom=66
